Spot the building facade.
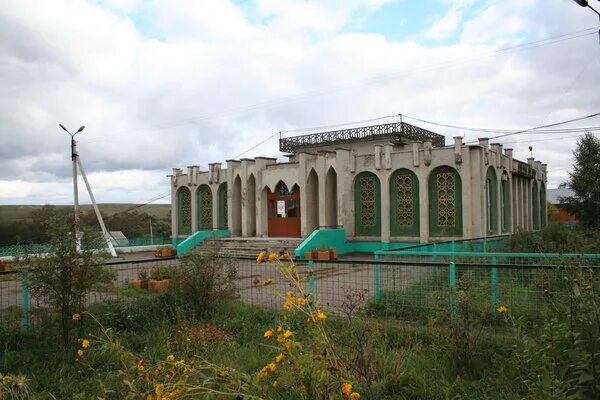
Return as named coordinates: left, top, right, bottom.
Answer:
left=170, top=122, right=548, bottom=244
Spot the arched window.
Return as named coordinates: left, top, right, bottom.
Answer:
left=428, top=166, right=462, bottom=237
left=532, top=180, right=540, bottom=230
left=540, top=182, right=547, bottom=227
left=501, top=172, right=511, bottom=232
left=354, top=172, right=381, bottom=236
left=197, top=185, right=212, bottom=230
left=390, top=169, right=419, bottom=237
left=485, top=167, right=498, bottom=234
left=218, top=183, right=228, bottom=229
left=177, top=186, right=191, bottom=235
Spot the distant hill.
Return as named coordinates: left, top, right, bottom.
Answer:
left=0, top=203, right=171, bottom=222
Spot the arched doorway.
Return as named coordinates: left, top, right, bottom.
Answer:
left=176, top=186, right=192, bottom=235
left=267, top=181, right=301, bottom=237
left=306, top=169, right=319, bottom=233
left=197, top=185, right=213, bottom=230
left=218, top=183, right=227, bottom=229
left=390, top=168, right=419, bottom=237
left=354, top=172, right=381, bottom=236
left=232, top=175, right=242, bottom=236
left=246, top=174, right=256, bottom=236
left=428, top=166, right=462, bottom=237
left=325, top=167, right=338, bottom=227
left=485, top=167, right=498, bottom=235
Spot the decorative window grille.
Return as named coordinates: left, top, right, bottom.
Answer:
left=200, top=186, right=212, bottom=230
left=395, top=173, right=414, bottom=226
left=437, top=172, right=456, bottom=227
left=360, top=175, right=377, bottom=227
left=179, top=188, right=191, bottom=234
left=277, top=182, right=292, bottom=196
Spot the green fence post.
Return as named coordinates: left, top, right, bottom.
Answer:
left=449, top=261, right=457, bottom=320
left=374, top=253, right=381, bottom=303
left=308, top=260, right=316, bottom=299
left=491, top=256, right=498, bottom=308
left=20, top=271, right=30, bottom=333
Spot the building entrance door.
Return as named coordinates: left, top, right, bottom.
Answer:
left=267, top=182, right=300, bottom=237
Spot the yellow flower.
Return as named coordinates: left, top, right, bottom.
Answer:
left=282, top=330, right=293, bottom=340
left=218, top=370, right=228, bottom=378
left=147, top=395, right=155, bottom=400
left=283, top=342, right=294, bottom=351
left=2, top=375, right=12, bottom=382
left=341, top=382, right=353, bottom=395
left=262, top=279, right=273, bottom=287
left=81, top=339, right=90, bottom=349
left=268, top=252, right=279, bottom=262
left=585, top=284, right=593, bottom=290
left=315, top=311, right=327, bottom=322
left=275, top=353, right=285, bottom=363
left=272, top=380, right=280, bottom=388
left=264, top=329, right=274, bottom=339
left=296, top=297, right=307, bottom=306
left=266, top=363, right=276, bottom=372
left=497, top=305, right=509, bottom=314
left=277, top=324, right=284, bottom=333
left=306, top=269, right=314, bottom=276
left=166, top=354, right=175, bottom=362
left=77, top=349, right=84, bottom=357
left=72, top=313, right=81, bottom=321
left=155, top=383, right=164, bottom=396
left=257, top=251, right=267, bottom=264
left=350, top=392, right=361, bottom=400
left=283, top=300, right=293, bottom=311
left=286, top=290, right=294, bottom=298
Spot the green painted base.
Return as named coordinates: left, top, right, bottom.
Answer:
left=293, top=228, right=415, bottom=258
left=176, top=229, right=230, bottom=257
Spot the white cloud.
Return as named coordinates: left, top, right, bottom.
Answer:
left=0, top=0, right=598, bottom=207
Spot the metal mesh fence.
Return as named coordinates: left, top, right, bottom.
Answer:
left=1, top=255, right=597, bottom=331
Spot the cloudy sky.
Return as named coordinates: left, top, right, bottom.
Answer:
left=1, top=0, right=599, bottom=206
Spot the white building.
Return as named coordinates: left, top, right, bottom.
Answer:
left=170, top=122, right=547, bottom=246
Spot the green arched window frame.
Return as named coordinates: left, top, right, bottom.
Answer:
left=218, top=183, right=228, bottom=229
left=532, top=180, right=540, bottom=230
left=197, top=185, right=213, bottom=230
left=540, top=182, right=547, bottom=227
left=428, top=166, right=462, bottom=237
left=501, top=172, right=511, bottom=232
left=177, top=186, right=192, bottom=235
left=354, top=172, right=381, bottom=236
left=390, top=169, right=419, bottom=237
left=485, top=167, right=498, bottom=234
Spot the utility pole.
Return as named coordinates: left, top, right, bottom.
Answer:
left=59, top=124, right=117, bottom=257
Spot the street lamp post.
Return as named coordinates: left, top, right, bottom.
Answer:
left=572, top=0, right=600, bottom=44
left=59, top=124, right=85, bottom=226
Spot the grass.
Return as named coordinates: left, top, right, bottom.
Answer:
left=0, top=291, right=544, bottom=399
left=0, top=203, right=170, bottom=222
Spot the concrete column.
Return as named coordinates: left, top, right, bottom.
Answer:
left=513, top=175, right=519, bottom=231
left=211, top=183, right=219, bottom=230
left=496, top=172, right=502, bottom=235
left=335, top=149, right=353, bottom=236
left=191, top=186, right=198, bottom=233
left=317, top=154, right=327, bottom=228
left=467, top=148, right=482, bottom=238
left=240, top=160, right=250, bottom=237
left=380, top=171, right=391, bottom=244
left=418, top=168, right=429, bottom=243
left=298, top=153, right=309, bottom=237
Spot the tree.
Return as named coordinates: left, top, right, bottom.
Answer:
left=561, top=133, right=600, bottom=228
left=25, top=213, right=115, bottom=347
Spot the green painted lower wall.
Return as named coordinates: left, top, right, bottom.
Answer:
left=176, top=229, right=230, bottom=257
left=293, top=228, right=415, bottom=258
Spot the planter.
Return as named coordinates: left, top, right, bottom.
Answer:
left=149, top=279, right=171, bottom=293
left=154, top=249, right=163, bottom=257
left=132, top=279, right=149, bottom=289
left=317, top=251, right=330, bottom=260
left=161, top=248, right=172, bottom=257
left=329, top=249, right=338, bottom=260
left=304, top=251, right=316, bottom=260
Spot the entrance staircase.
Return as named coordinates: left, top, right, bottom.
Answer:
left=196, top=237, right=304, bottom=258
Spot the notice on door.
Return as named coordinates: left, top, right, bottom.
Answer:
left=277, top=200, right=286, bottom=217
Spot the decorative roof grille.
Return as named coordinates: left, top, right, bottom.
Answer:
left=514, top=161, right=536, bottom=178
left=279, top=122, right=445, bottom=153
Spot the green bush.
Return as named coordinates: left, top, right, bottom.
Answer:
left=163, top=252, right=238, bottom=317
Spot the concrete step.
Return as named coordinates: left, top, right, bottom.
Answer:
left=197, top=237, right=303, bottom=257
